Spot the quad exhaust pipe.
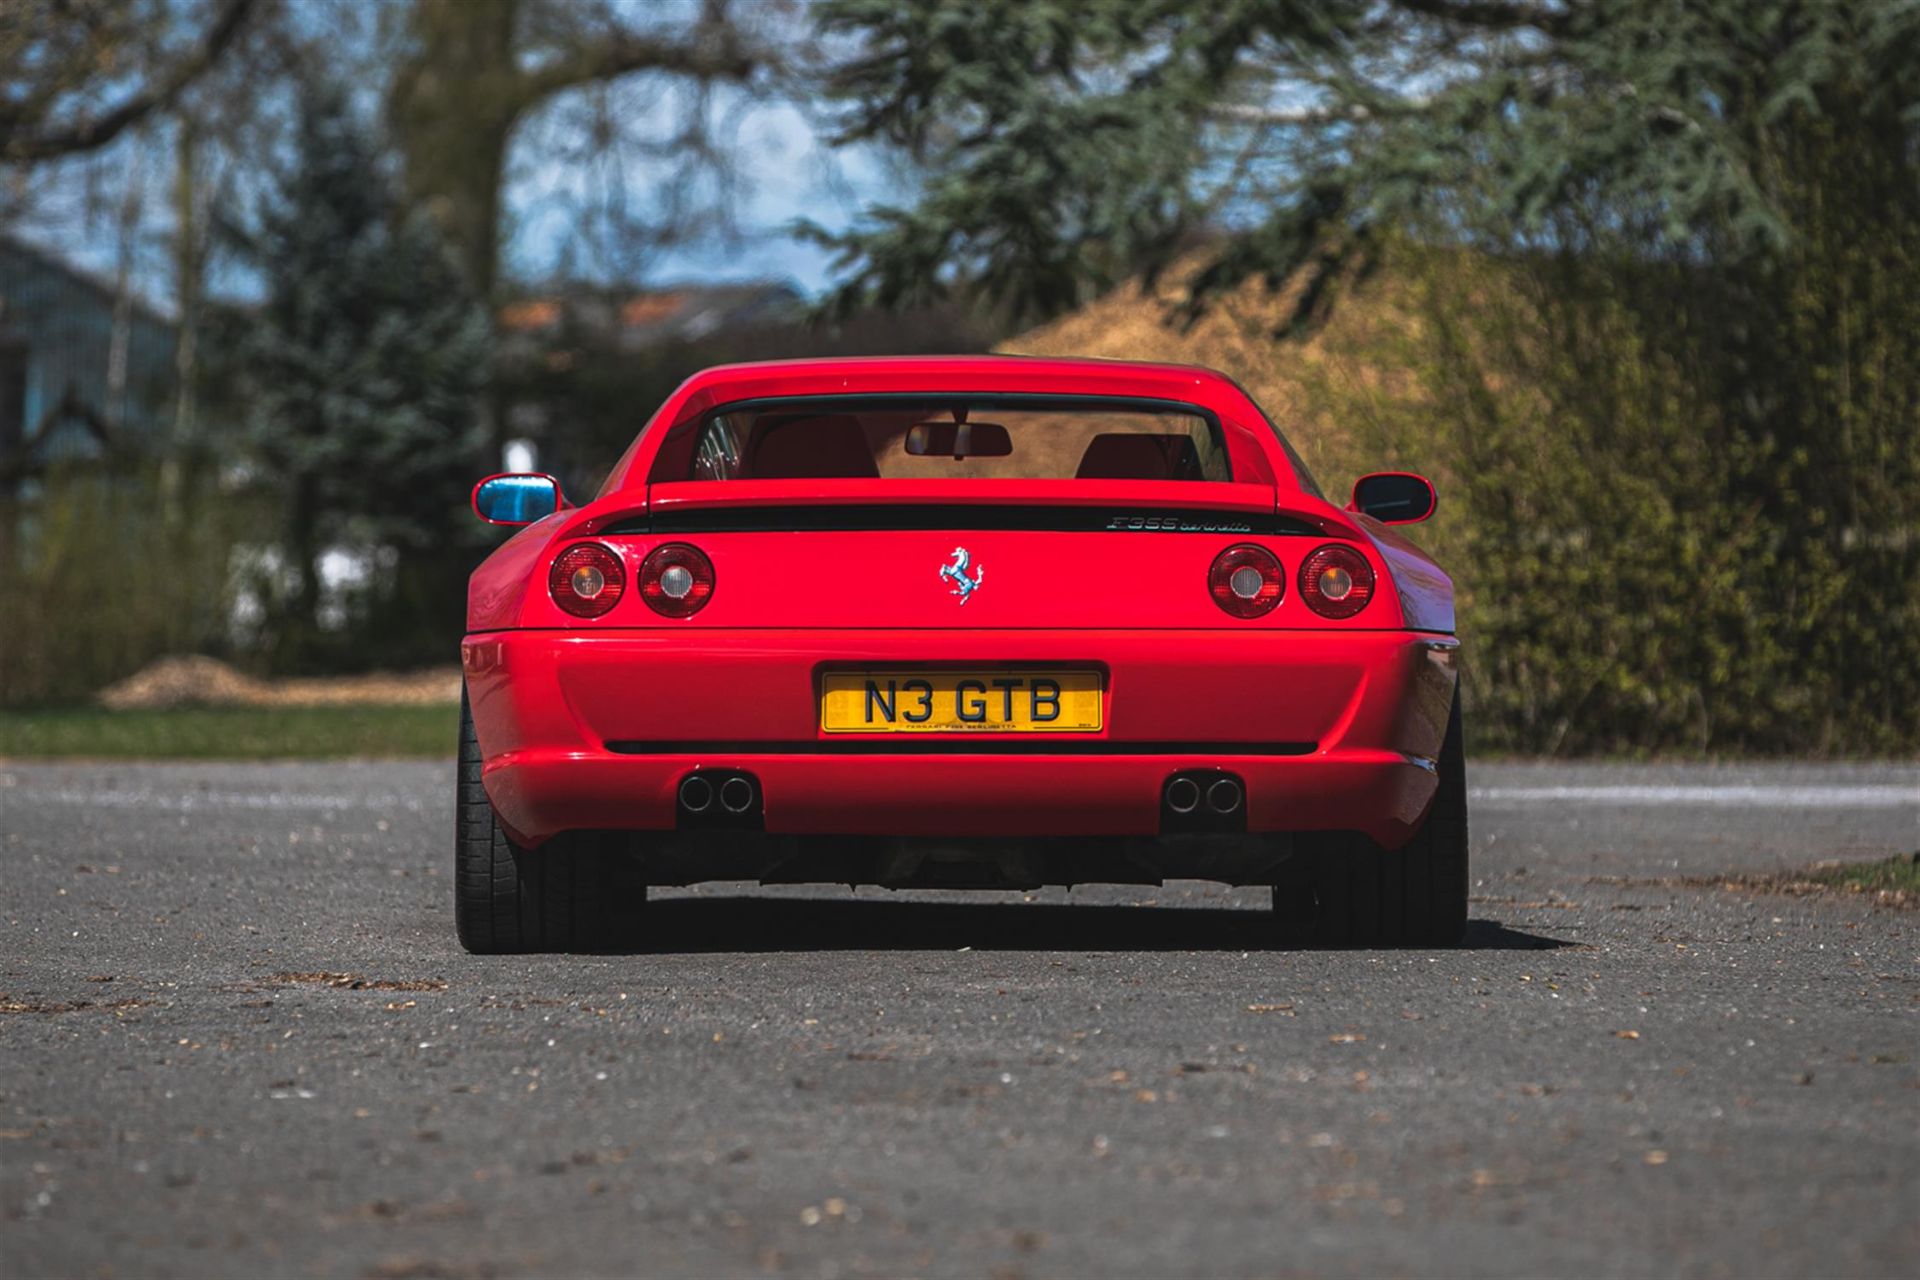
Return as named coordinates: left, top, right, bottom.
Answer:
left=719, top=776, right=756, bottom=814
left=1206, top=777, right=1243, bottom=815
left=678, top=770, right=762, bottom=828
left=678, top=775, right=714, bottom=812
left=1162, top=770, right=1246, bottom=832
left=1165, top=776, right=1202, bottom=814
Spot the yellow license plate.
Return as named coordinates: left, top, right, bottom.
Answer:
left=820, top=670, right=1103, bottom=733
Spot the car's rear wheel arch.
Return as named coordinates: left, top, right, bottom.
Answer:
left=455, top=687, right=647, bottom=954
left=1280, top=683, right=1468, bottom=947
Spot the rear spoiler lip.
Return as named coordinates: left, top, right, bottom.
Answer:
left=551, top=480, right=1365, bottom=542
left=647, top=478, right=1278, bottom=514
left=604, top=505, right=1330, bottom=537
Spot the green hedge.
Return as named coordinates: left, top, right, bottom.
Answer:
left=1297, top=219, right=1919, bottom=755
left=0, top=465, right=261, bottom=707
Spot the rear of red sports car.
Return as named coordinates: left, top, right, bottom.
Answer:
left=457, top=356, right=1465, bottom=952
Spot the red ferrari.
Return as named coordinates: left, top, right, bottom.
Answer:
left=459, top=356, right=1464, bottom=952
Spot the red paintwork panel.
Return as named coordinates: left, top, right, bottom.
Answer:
left=500, top=531, right=1404, bottom=632
left=484, top=751, right=1438, bottom=849
left=1355, top=514, right=1455, bottom=634
left=463, top=356, right=1459, bottom=861
left=466, top=513, right=566, bottom=632
left=463, top=627, right=1455, bottom=848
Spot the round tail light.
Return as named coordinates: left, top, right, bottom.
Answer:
left=1208, top=544, right=1284, bottom=618
left=639, top=543, right=715, bottom=617
left=1299, top=544, right=1375, bottom=619
left=549, top=543, right=626, bottom=618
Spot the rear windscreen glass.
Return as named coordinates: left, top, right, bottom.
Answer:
left=683, top=398, right=1231, bottom=482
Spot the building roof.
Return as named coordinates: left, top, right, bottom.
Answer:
left=497, top=281, right=804, bottom=354
left=0, top=234, right=176, bottom=329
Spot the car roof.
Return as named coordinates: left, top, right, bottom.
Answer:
left=593, top=353, right=1297, bottom=497
left=673, top=354, right=1245, bottom=400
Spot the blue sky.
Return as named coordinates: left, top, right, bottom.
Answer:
left=21, top=80, right=883, bottom=311
left=505, top=97, right=882, bottom=296
left=494, top=0, right=880, bottom=292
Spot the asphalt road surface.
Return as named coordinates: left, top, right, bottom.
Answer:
left=2, top=760, right=1916, bottom=1279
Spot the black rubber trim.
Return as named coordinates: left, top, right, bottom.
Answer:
left=606, top=739, right=1317, bottom=756
left=607, top=506, right=1322, bottom=536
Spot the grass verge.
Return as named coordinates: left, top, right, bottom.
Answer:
left=0, top=704, right=455, bottom=760
left=1792, top=853, right=1920, bottom=903
left=1670, top=853, right=1920, bottom=911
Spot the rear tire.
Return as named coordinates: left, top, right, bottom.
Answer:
left=455, top=690, right=647, bottom=954
left=1277, top=686, right=1469, bottom=947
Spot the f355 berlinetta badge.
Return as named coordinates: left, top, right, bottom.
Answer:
left=939, top=546, right=984, bottom=604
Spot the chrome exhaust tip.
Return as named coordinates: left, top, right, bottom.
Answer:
left=1165, top=776, right=1201, bottom=814
left=678, top=775, right=714, bottom=813
left=1161, top=770, right=1246, bottom=833
left=1207, top=778, right=1243, bottom=814
left=719, top=776, right=756, bottom=814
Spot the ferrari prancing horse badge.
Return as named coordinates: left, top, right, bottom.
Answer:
left=940, top=547, right=984, bottom=604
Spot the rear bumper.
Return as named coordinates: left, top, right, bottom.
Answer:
left=462, top=628, right=1456, bottom=849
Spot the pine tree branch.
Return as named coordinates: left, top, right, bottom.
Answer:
left=2, top=0, right=259, bottom=163
left=1388, top=0, right=1573, bottom=35
left=1208, top=97, right=1436, bottom=126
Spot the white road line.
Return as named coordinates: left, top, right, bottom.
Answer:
left=2, top=789, right=423, bottom=813
left=1469, top=785, right=1920, bottom=809
left=7, top=784, right=1917, bottom=813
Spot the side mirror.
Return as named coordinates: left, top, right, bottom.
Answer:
left=473, top=473, right=565, bottom=525
left=904, top=421, right=1013, bottom=459
left=1349, top=472, right=1436, bottom=524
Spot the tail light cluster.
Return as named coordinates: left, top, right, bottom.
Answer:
left=1208, top=545, right=1284, bottom=617
left=1207, top=543, right=1376, bottom=620
left=548, top=541, right=715, bottom=619
left=549, top=543, right=625, bottom=618
left=638, top=543, right=715, bottom=617
left=1298, top=544, right=1375, bottom=618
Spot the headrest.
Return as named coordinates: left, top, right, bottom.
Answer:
left=1074, top=433, right=1202, bottom=481
left=749, top=415, right=880, bottom=479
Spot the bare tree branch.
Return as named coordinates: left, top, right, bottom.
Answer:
left=2, top=0, right=259, bottom=164
left=516, top=19, right=762, bottom=109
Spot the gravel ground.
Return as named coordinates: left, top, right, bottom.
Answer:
left=1, top=760, right=1915, bottom=1279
